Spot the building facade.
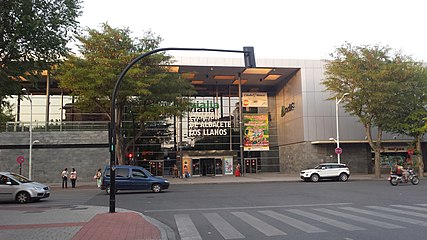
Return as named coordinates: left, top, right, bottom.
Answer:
left=1, top=56, right=426, bottom=183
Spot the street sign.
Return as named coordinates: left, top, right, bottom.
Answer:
left=16, top=155, right=25, bottom=164
left=335, top=147, right=343, bottom=155
left=407, top=149, right=414, bottom=155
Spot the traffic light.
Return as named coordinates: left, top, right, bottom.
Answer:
left=243, top=46, right=256, bottom=68
left=127, top=152, right=134, bottom=159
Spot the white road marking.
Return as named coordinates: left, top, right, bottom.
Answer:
left=260, top=210, right=326, bottom=233
left=144, top=202, right=353, bottom=213
left=340, top=207, right=427, bottom=227
left=391, top=205, right=427, bottom=212
left=203, top=213, right=244, bottom=239
left=232, top=212, right=287, bottom=236
left=365, top=206, right=427, bottom=219
left=174, top=214, right=202, bottom=240
left=287, top=209, right=365, bottom=231
left=314, top=208, right=404, bottom=229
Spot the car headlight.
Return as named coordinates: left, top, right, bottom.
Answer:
left=164, top=180, right=169, bottom=183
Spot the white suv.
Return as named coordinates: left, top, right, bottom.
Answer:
left=300, top=163, right=350, bottom=182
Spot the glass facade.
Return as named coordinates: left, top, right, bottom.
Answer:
left=123, top=94, right=280, bottom=177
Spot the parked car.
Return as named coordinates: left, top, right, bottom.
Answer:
left=0, top=172, right=50, bottom=203
left=101, top=165, right=169, bottom=194
left=300, top=163, right=350, bottom=182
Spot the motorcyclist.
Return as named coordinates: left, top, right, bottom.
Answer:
left=395, top=164, right=409, bottom=182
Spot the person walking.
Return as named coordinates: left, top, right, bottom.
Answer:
left=61, top=168, right=69, bottom=188
left=172, top=164, right=178, bottom=178
left=70, top=168, right=77, bottom=188
left=235, top=163, right=241, bottom=177
left=94, top=169, right=102, bottom=188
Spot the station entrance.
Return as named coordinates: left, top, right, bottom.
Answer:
left=192, top=158, right=223, bottom=176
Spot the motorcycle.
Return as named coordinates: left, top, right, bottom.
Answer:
left=388, top=168, right=420, bottom=186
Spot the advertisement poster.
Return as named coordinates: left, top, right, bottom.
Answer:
left=224, top=157, right=233, bottom=175
left=243, top=114, right=269, bottom=151
left=242, top=92, right=268, bottom=108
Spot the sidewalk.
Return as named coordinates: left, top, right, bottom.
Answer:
left=0, top=173, right=403, bottom=240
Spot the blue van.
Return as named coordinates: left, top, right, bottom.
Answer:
left=100, top=165, right=169, bottom=194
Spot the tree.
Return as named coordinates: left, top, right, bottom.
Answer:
left=387, top=66, right=427, bottom=177
left=0, top=0, right=81, bottom=129
left=323, top=43, right=420, bottom=178
left=55, top=23, right=196, bottom=164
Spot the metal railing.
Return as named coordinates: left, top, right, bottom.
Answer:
left=5, top=121, right=109, bottom=132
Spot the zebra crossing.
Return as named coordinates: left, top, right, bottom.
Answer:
left=171, top=203, right=427, bottom=239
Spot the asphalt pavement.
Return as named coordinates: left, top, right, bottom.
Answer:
left=0, top=173, right=410, bottom=240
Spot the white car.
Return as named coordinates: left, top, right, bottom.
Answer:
left=0, top=172, right=50, bottom=203
left=300, top=163, right=350, bottom=182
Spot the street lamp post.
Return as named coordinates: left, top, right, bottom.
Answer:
left=334, top=93, right=349, bottom=164
left=22, top=88, right=33, bottom=180
left=109, top=47, right=255, bottom=213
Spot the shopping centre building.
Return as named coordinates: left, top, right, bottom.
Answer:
left=1, top=55, right=425, bottom=183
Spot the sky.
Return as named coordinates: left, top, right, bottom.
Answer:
left=77, top=0, right=427, bottom=61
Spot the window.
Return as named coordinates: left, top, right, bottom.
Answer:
left=132, top=169, right=146, bottom=178
left=0, top=175, right=8, bottom=185
left=116, top=168, right=129, bottom=178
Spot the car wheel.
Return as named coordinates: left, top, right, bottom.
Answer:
left=152, top=183, right=162, bottom=193
left=16, top=191, right=31, bottom=203
left=339, top=173, right=349, bottom=182
left=310, top=174, right=320, bottom=182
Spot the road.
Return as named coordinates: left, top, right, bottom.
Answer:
left=15, top=180, right=427, bottom=240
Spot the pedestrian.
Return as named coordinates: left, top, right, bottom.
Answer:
left=61, top=168, right=69, bottom=188
left=172, top=164, right=178, bottom=178
left=235, top=163, right=241, bottom=177
left=70, top=168, right=77, bottom=188
left=94, top=169, right=102, bottom=188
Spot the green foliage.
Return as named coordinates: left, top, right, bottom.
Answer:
left=55, top=23, right=195, bottom=119
left=54, top=23, right=196, bottom=163
left=394, top=66, right=427, bottom=137
left=323, top=43, right=423, bottom=177
left=0, top=0, right=81, bottom=129
left=324, top=43, right=421, bottom=132
left=0, top=0, right=82, bottom=84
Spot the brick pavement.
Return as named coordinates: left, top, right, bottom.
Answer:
left=72, top=212, right=161, bottom=240
left=0, top=205, right=164, bottom=240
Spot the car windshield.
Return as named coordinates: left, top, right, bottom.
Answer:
left=314, top=165, right=323, bottom=169
left=143, top=169, right=153, bottom=177
left=9, top=173, right=31, bottom=183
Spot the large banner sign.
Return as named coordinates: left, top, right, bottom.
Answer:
left=242, top=92, right=268, bottom=108
left=188, top=100, right=231, bottom=137
left=243, top=114, right=269, bottom=151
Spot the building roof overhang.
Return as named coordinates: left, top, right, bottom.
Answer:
left=168, top=65, right=299, bottom=96
left=23, top=64, right=300, bottom=96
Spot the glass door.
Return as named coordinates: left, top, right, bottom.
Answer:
left=201, top=158, right=215, bottom=176
left=149, top=160, right=164, bottom=176
left=192, top=159, right=200, bottom=176
left=215, top=158, right=223, bottom=175
left=244, top=158, right=257, bottom=173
